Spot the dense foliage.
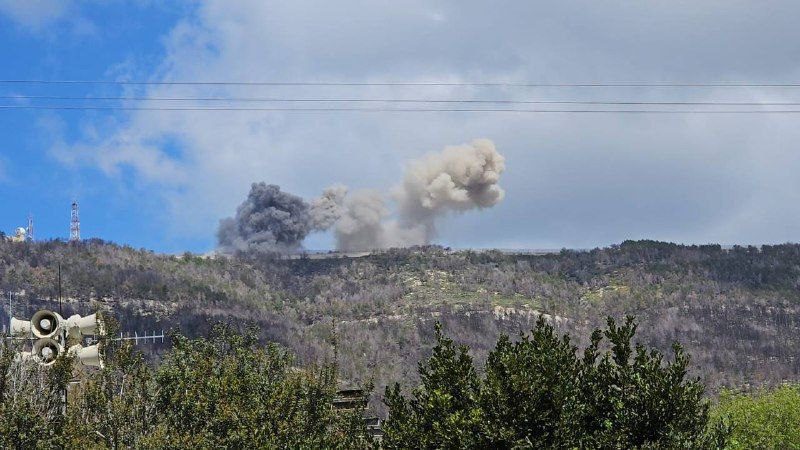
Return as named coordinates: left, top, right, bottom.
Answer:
left=2, top=239, right=800, bottom=414
left=1, top=317, right=743, bottom=449
left=711, top=384, right=800, bottom=449
left=383, top=317, right=727, bottom=449
left=0, top=324, right=371, bottom=449
left=0, top=340, right=73, bottom=448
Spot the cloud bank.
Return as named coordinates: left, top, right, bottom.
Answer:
left=50, top=1, right=800, bottom=250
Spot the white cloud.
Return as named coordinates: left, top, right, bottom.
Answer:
left=0, top=0, right=71, bottom=31
left=56, top=0, right=800, bottom=249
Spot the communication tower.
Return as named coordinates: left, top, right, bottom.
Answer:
left=26, top=214, right=34, bottom=242
left=70, top=202, right=80, bottom=242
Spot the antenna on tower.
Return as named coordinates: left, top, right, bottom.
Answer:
left=70, top=201, right=80, bottom=242
left=26, top=214, right=34, bottom=242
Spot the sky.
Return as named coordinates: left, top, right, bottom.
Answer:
left=1, top=1, right=800, bottom=253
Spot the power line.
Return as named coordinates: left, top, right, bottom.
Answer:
left=4, top=95, right=800, bottom=106
left=3, top=104, right=800, bottom=113
left=3, top=79, right=800, bottom=87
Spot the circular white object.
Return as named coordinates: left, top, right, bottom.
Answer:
left=39, top=319, right=52, bottom=330
left=41, top=347, right=53, bottom=359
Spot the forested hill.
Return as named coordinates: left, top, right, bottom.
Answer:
left=2, top=239, right=800, bottom=407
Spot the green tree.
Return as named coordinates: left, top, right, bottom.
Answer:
left=142, top=324, right=370, bottom=449
left=711, top=384, right=800, bottom=449
left=383, top=316, right=727, bottom=449
left=574, top=317, right=716, bottom=448
left=0, top=337, right=74, bottom=449
left=0, top=322, right=372, bottom=449
left=383, top=322, right=485, bottom=449
left=67, top=342, right=157, bottom=448
left=480, top=317, right=579, bottom=447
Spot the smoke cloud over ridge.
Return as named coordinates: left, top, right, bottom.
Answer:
left=217, top=139, right=506, bottom=253
left=217, top=183, right=312, bottom=252
left=397, top=138, right=506, bottom=237
left=309, top=184, right=348, bottom=231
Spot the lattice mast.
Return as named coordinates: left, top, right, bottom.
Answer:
left=70, top=202, right=80, bottom=242
left=26, top=214, right=34, bottom=242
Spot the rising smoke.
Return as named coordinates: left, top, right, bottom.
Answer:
left=396, top=138, right=506, bottom=238
left=217, top=139, right=506, bottom=253
left=308, top=184, right=348, bottom=231
left=217, top=183, right=312, bottom=252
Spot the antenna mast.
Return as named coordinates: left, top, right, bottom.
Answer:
left=70, top=201, right=80, bottom=242
left=26, top=214, right=34, bottom=242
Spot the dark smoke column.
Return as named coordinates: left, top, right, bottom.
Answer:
left=217, top=183, right=312, bottom=253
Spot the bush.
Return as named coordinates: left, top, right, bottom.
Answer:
left=0, top=338, right=74, bottom=449
left=0, top=324, right=371, bottom=449
left=711, top=384, right=800, bottom=449
left=383, top=316, right=728, bottom=449
left=143, top=324, right=370, bottom=448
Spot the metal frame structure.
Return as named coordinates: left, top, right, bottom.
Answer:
left=70, top=201, right=80, bottom=242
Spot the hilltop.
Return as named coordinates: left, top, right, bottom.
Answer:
left=1, top=239, right=799, bottom=411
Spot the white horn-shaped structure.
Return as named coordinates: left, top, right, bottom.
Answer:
left=68, top=343, right=103, bottom=368
left=30, top=310, right=63, bottom=339
left=33, top=338, right=62, bottom=366
left=9, top=317, right=32, bottom=336
left=65, top=313, right=104, bottom=340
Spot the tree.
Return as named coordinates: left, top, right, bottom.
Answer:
left=0, top=322, right=372, bottom=448
left=574, top=317, right=718, bottom=448
left=383, top=322, right=486, bottom=449
left=140, top=324, right=371, bottom=449
left=711, top=384, right=800, bottom=449
left=0, top=337, right=74, bottom=449
left=480, top=317, right=579, bottom=447
left=66, top=317, right=157, bottom=448
left=383, top=316, right=728, bottom=449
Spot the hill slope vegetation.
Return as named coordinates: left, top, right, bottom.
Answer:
left=1, top=239, right=799, bottom=408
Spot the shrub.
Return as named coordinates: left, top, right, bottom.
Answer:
left=0, top=324, right=371, bottom=449
left=711, top=384, right=800, bottom=449
left=383, top=316, right=727, bottom=449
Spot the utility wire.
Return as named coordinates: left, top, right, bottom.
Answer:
left=4, top=95, right=800, bottom=106
left=3, top=79, right=800, bottom=87
left=3, top=105, right=800, bottom=113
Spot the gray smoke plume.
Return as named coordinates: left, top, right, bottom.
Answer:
left=328, top=190, right=430, bottom=251
left=309, top=184, right=348, bottom=231
left=217, top=183, right=312, bottom=252
left=333, top=190, right=389, bottom=251
left=218, top=139, right=505, bottom=253
left=333, top=139, right=505, bottom=251
left=396, top=138, right=506, bottom=232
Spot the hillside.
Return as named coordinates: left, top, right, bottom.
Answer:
left=2, top=239, right=799, bottom=411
